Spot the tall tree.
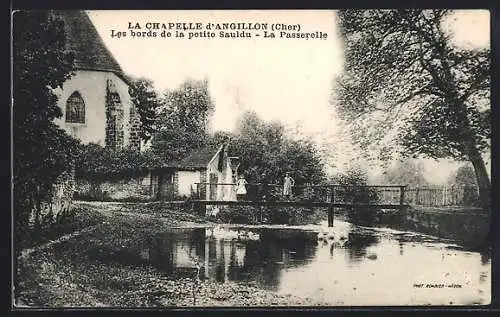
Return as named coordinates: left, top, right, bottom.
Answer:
left=207, top=130, right=233, bottom=147
left=229, top=111, right=326, bottom=186
left=381, top=159, right=429, bottom=186
left=13, top=11, right=79, bottom=242
left=128, top=77, right=160, bottom=142
left=448, top=163, right=478, bottom=186
left=335, top=10, right=490, bottom=213
left=150, top=78, right=215, bottom=162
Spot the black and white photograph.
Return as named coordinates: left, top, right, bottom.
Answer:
left=12, top=9, right=491, bottom=308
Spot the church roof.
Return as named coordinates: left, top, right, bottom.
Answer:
left=51, top=10, right=129, bottom=83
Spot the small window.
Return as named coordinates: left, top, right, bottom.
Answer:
left=65, top=91, right=85, bottom=124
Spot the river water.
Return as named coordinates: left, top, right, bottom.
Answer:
left=125, top=219, right=490, bottom=306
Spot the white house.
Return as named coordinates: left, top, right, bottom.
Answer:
left=155, top=144, right=240, bottom=201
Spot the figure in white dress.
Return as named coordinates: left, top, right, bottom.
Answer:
left=283, top=172, right=295, bottom=200
left=236, top=175, right=248, bottom=201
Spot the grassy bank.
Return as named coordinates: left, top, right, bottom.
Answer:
left=15, top=201, right=327, bottom=307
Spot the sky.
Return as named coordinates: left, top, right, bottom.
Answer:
left=88, top=10, right=341, bottom=134
left=87, top=10, right=490, bottom=184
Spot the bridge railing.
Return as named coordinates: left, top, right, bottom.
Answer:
left=327, top=185, right=405, bottom=205
left=192, top=183, right=408, bottom=205
left=191, top=183, right=481, bottom=207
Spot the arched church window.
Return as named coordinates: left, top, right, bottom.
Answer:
left=65, top=91, right=85, bottom=124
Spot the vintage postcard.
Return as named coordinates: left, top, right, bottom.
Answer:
left=12, top=9, right=491, bottom=308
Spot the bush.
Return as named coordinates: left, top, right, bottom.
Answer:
left=74, top=191, right=111, bottom=201
left=75, top=143, right=162, bottom=181
left=216, top=206, right=260, bottom=224
left=462, top=184, right=481, bottom=207
left=331, top=167, right=381, bottom=226
left=213, top=205, right=325, bottom=225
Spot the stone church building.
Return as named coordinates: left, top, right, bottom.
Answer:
left=25, top=11, right=143, bottom=226
left=52, top=10, right=141, bottom=150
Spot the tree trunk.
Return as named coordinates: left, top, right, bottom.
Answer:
left=468, top=146, right=490, bottom=214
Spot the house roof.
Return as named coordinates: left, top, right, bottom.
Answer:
left=166, top=144, right=224, bottom=170
left=51, top=10, right=129, bottom=83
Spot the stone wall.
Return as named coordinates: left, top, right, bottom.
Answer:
left=376, top=206, right=490, bottom=249
left=105, top=78, right=125, bottom=150
left=405, top=207, right=489, bottom=248
left=128, top=104, right=141, bottom=151
left=75, top=175, right=153, bottom=201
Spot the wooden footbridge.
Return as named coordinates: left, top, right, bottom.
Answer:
left=190, top=183, right=411, bottom=227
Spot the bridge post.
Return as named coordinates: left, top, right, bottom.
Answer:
left=415, top=186, right=420, bottom=205
left=328, top=185, right=334, bottom=227
left=400, top=185, right=406, bottom=206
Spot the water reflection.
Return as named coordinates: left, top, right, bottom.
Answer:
left=345, top=231, right=379, bottom=264
left=142, top=228, right=320, bottom=290
left=101, top=220, right=490, bottom=305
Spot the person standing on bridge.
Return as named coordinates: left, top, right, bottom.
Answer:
left=283, top=172, right=295, bottom=200
left=236, top=175, right=248, bottom=201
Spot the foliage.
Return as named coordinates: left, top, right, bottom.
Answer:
left=448, top=163, right=478, bottom=186
left=128, top=77, right=161, bottom=142
left=206, top=130, right=233, bottom=148
left=75, top=143, right=162, bottom=180
left=380, top=159, right=429, bottom=186
left=331, top=167, right=380, bottom=225
left=215, top=206, right=324, bottom=225
left=150, top=79, right=215, bottom=162
left=150, top=86, right=325, bottom=193
left=216, top=206, right=260, bottom=224
left=335, top=9, right=490, bottom=213
left=447, top=163, right=479, bottom=206
left=13, top=11, right=80, bottom=244
left=226, top=111, right=326, bottom=187
left=331, top=168, right=380, bottom=204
